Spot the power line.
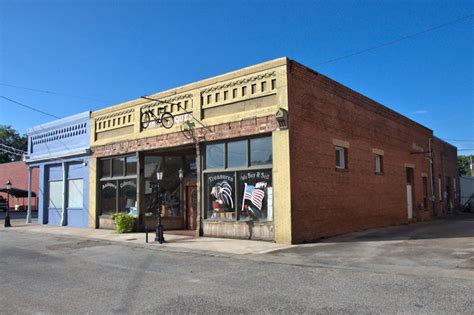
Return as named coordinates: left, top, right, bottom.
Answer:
left=443, top=139, right=474, bottom=142
left=0, top=143, right=26, bottom=156
left=0, top=82, right=113, bottom=103
left=316, top=14, right=474, bottom=66
left=0, top=96, right=60, bottom=119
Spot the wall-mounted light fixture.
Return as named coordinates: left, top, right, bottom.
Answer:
left=275, top=108, right=288, bottom=130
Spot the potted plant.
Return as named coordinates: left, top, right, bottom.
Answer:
left=110, top=213, right=136, bottom=233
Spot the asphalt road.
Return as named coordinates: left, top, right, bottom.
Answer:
left=0, top=216, right=473, bottom=314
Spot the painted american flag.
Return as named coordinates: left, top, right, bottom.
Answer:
left=243, top=183, right=266, bottom=210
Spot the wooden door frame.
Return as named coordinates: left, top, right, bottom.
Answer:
left=184, top=179, right=197, bottom=230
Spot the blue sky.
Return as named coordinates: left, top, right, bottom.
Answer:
left=1, top=0, right=473, bottom=154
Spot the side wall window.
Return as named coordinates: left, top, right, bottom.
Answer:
left=335, top=147, right=347, bottom=169
left=374, top=154, right=383, bottom=173
left=438, top=176, right=442, bottom=201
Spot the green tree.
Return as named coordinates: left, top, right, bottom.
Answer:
left=0, top=125, right=27, bottom=163
left=457, top=155, right=473, bottom=176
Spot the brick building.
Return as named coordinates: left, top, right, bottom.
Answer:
left=0, top=161, right=39, bottom=211
left=87, top=57, right=458, bottom=244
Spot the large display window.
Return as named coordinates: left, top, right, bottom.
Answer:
left=143, top=154, right=195, bottom=218
left=206, top=172, right=235, bottom=220
left=99, top=155, right=137, bottom=215
left=204, top=135, right=272, bottom=222
left=237, top=170, right=272, bottom=221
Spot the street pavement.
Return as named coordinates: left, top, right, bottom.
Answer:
left=0, top=214, right=473, bottom=314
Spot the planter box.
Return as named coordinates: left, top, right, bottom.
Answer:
left=98, top=216, right=115, bottom=229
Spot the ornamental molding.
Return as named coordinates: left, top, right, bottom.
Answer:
left=95, top=108, right=135, bottom=122
left=141, top=93, right=193, bottom=110
left=200, top=71, right=276, bottom=95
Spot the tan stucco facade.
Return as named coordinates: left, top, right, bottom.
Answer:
left=89, top=57, right=293, bottom=243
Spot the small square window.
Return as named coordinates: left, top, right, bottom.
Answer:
left=336, top=147, right=347, bottom=169
left=374, top=154, right=383, bottom=173
left=261, top=81, right=267, bottom=92
left=215, top=93, right=220, bottom=102
left=271, top=79, right=276, bottom=90
left=251, top=84, right=257, bottom=94
left=224, top=91, right=228, bottom=100
left=232, top=88, right=237, bottom=98
left=207, top=95, right=212, bottom=104
left=242, top=86, right=247, bottom=96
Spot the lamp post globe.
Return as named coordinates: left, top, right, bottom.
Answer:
left=4, top=180, right=12, bottom=227
left=155, top=171, right=165, bottom=244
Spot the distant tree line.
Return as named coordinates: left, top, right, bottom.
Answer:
left=458, top=155, right=473, bottom=176
left=0, top=125, right=27, bottom=163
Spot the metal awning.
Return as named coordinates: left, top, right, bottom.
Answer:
left=0, top=187, right=36, bottom=198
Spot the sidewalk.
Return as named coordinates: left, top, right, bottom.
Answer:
left=7, top=220, right=293, bottom=255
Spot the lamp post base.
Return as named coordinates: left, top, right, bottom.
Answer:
left=4, top=213, right=11, bottom=228
left=155, top=224, right=165, bottom=244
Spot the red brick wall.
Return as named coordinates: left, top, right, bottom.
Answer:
left=0, top=161, right=39, bottom=210
left=432, top=138, right=459, bottom=215
left=287, top=61, right=442, bottom=243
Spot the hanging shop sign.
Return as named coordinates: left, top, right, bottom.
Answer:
left=142, top=112, right=192, bottom=130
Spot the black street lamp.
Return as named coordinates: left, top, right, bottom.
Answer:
left=4, top=180, right=12, bottom=227
left=155, top=170, right=165, bottom=244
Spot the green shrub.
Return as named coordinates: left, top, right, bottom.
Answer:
left=111, top=213, right=135, bottom=233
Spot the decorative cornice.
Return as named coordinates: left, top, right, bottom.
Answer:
left=95, top=108, right=135, bottom=122
left=141, top=93, right=193, bottom=110
left=200, top=71, right=276, bottom=94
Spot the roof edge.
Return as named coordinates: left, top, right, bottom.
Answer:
left=26, top=111, right=90, bottom=135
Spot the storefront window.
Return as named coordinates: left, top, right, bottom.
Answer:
left=250, top=137, right=272, bottom=166
left=206, top=172, right=235, bottom=220
left=161, top=156, right=182, bottom=217
left=185, top=155, right=197, bottom=177
left=101, top=180, right=117, bottom=215
left=101, top=159, right=111, bottom=178
left=144, top=156, right=162, bottom=178
left=112, top=157, right=124, bottom=177
left=206, top=143, right=225, bottom=169
left=227, top=140, right=247, bottom=168
left=203, top=135, right=272, bottom=222
left=49, top=180, right=63, bottom=208
left=67, top=179, right=84, bottom=208
left=118, top=179, right=137, bottom=213
left=143, top=154, right=194, bottom=218
left=125, top=156, right=138, bottom=176
left=237, top=170, right=272, bottom=221
left=99, top=155, right=137, bottom=216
